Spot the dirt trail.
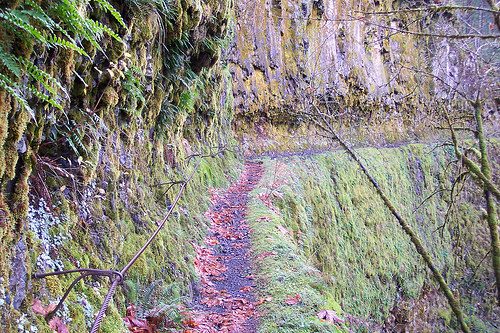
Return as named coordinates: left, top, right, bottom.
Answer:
left=190, top=161, right=264, bottom=332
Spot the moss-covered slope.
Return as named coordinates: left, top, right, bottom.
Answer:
left=249, top=145, right=498, bottom=332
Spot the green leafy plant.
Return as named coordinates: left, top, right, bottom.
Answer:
left=124, top=279, right=187, bottom=331
left=155, top=100, right=181, bottom=138
left=121, top=67, right=147, bottom=114
left=0, top=0, right=125, bottom=116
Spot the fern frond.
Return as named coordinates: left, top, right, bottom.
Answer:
left=52, top=0, right=105, bottom=53
left=50, top=2, right=80, bottom=36
left=20, top=57, right=68, bottom=98
left=0, top=47, right=22, bottom=78
left=0, top=9, right=47, bottom=43
left=0, top=73, right=35, bottom=120
left=24, top=0, right=74, bottom=41
left=63, top=121, right=88, bottom=157
left=45, top=34, right=89, bottom=58
left=94, top=0, right=126, bottom=29
left=21, top=9, right=54, bottom=32
left=87, top=19, right=122, bottom=42
left=26, top=84, right=63, bottom=111
left=143, top=280, right=164, bottom=306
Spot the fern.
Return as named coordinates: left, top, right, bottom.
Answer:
left=0, top=47, right=22, bottom=78
left=61, top=120, right=88, bottom=157
left=87, top=18, right=122, bottom=42
left=22, top=0, right=73, bottom=42
left=0, top=73, right=35, bottom=120
left=0, top=0, right=124, bottom=122
left=0, top=6, right=89, bottom=58
left=156, top=101, right=179, bottom=126
left=0, top=9, right=47, bottom=43
left=122, top=67, right=146, bottom=112
left=26, top=84, right=63, bottom=111
left=22, top=0, right=56, bottom=31
left=52, top=0, right=104, bottom=54
left=0, top=52, right=67, bottom=112
left=20, top=57, right=67, bottom=97
left=131, top=279, right=186, bottom=328
left=45, top=34, right=89, bottom=58
left=94, top=0, right=127, bottom=29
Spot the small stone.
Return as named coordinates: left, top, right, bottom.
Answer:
left=16, top=136, right=27, bottom=154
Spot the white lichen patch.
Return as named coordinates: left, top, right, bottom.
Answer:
left=27, top=199, right=72, bottom=271
left=78, top=294, right=95, bottom=328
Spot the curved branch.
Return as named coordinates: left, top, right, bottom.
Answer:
left=314, top=110, right=471, bottom=333
left=358, top=5, right=500, bottom=16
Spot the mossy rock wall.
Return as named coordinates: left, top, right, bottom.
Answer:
left=228, top=0, right=440, bottom=153
left=0, top=0, right=238, bottom=331
left=255, top=144, right=498, bottom=331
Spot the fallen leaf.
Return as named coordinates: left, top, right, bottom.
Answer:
left=126, top=303, right=137, bottom=319
left=256, top=251, right=277, bottom=261
left=204, top=236, right=219, bottom=246
left=32, top=299, right=57, bottom=317
left=48, top=317, right=70, bottom=333
left=32, top=299, right=45, bottom=315
left=254, top=296, right=273, bottom=306
left=284, top=293, right=301, bottom=305
left=317, top=309, right=345, bottom=324
left=276, top=225, right=289, bottom=235
left=211, top=276, right=226, bottom=282
left=44, top=303, right=57, bottom=315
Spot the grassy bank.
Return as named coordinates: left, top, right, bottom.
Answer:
left=248, top=144, right=498, bottom=332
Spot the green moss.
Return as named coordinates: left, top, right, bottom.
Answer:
left=250, top=144, right=497, bottom=331
left=107, top=39, right=125, bottom=63
left=100, top=86, right=120, bottom=109
left=3, top=109, right=30, bottom=180
left=0, top=90, right=10, bottom=180
left=438, top=307, right=453, bottom=326
left=56, top=48, right=75, bottom=85
left=99, top=305, right=128, bottom=333
left=45, top=275, right=63, bottom=296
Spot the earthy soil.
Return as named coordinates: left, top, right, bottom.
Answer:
left=190, top=161, right=264, bottom=332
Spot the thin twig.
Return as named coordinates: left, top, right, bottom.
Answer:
left=466, top=249, right=492, bottom=287
left=358, top=5, right=500, bottom=16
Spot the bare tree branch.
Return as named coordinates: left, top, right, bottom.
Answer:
left=311, top=109, right=471, bottom=333
left=358, top=5, right=500, bottom=16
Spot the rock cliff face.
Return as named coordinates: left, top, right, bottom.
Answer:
left=228, top=0, right=431, bottom=152
left=0, top=0, right=238, bottom=331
